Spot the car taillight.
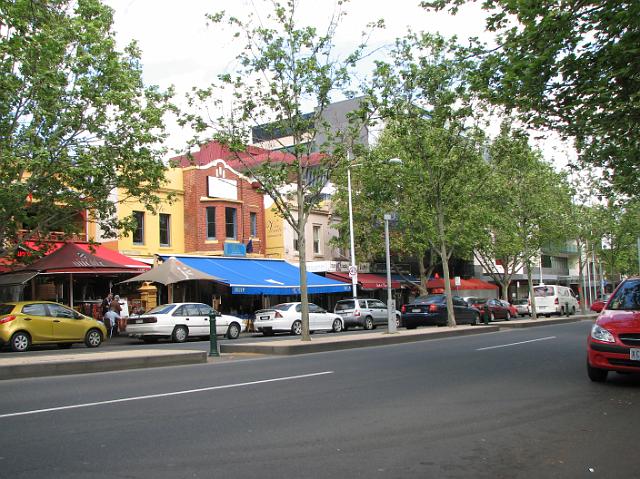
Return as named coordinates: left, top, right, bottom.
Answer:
left=0, top=315, right=16, bottom=324
left=401, top=305, right=406, bottom=313
left=354, top=309, right=361, bottom=317
left=275, top=311, right=283, bottom=318
left=429, top=304, right=438, bottom=313
left=554, top=298, right=559, bottom=305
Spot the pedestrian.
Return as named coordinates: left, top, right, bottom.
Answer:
left=103, top=308, right=120, bottom=339
left=101, top=292, right=113, bottom=317
left=110, top=296, right=123, bottom=335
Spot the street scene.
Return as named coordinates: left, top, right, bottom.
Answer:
left=1, top=0, right=639, bottom=477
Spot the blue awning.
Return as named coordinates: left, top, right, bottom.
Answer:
left=159, top=255, right=351, bottom=295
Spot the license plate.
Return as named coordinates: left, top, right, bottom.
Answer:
left=260, top=316, right=270, bottom=320
left=135, top=319, right=142, bottom=324
left=630, top=349, right=640, bottom=361
left=412, top=308, right=421, bottom=313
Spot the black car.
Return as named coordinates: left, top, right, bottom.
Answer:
left=401, top=294, right=481, bottom=328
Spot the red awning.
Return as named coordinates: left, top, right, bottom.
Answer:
left=8, top=240, right=149, bottom=272
left=426, top=278, right=498, bottom=290
left=326, top=272, right=401, bottom=290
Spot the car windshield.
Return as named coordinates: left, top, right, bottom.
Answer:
left=608, top=280, right=640, bottom=311
left=413, top=295, right=444, bottom=304
left=513, top=299, right=528, bottom=305
left=272, top=304, right=294, bottom=311
left=534, top=286, right=554, bottom=297
left=335, top=301, right=355, bottom=311
left=147, top=304, right=176, bottom=315
left=0, top=304, right=15, bottom=315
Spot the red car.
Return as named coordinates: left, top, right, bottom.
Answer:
left=471, top=298, right=513, bottom=322
left=587, top=278, right=640, bottom=382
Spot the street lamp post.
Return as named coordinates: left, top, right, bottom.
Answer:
left=347, top=164, right=358, bottom=299
left=384, top=213, right=397, bottom=334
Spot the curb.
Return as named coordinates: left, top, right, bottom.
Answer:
left=220, top=325, right=502, bottom=355
left=497, top=314, right=595, bottom=330
left=0, top=350, right=207, bottom=381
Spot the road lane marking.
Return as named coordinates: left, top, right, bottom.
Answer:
left=476, top=336, right=557, bottom=351
left=0, top=371, right=334, bottom=419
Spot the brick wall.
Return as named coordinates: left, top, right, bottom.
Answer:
left=182, top=161, right=265, bottom=255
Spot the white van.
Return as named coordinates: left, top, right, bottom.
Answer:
left=530, top=285, right=578, bottom=316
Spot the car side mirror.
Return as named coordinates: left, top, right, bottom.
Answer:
left=74, top=312, right=84, bottom=320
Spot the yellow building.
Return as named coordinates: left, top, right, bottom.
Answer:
left=101, top=167, right=185, bottom=261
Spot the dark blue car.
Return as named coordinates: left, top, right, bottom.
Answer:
left=401, top=294, right=481, bottom=328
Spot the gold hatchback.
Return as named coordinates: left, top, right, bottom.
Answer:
left=0, top=301, right=108, bottom=352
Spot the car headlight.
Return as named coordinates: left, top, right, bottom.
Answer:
left=591, top=324, right=615, bottom=343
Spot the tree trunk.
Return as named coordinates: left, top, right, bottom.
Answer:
left=527, top=258, right=538, bottom=320
left=437, top=207, right=456, bottom=327
left=296, top=189, right=311, bottom=341
left=417, top=252, right=428, bottom=296
left=577, top=241, right=587, bottom=314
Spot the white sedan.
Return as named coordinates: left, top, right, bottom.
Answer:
left=253, top=302, right=343, bottom=336
left=126, top=303, right=246, bottom=343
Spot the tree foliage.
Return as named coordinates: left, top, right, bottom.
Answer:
left=359, top=32, right=488, bottom=326
left=182, top=0, right=377, bottom=340
left=0, top=0, right=173, bottom=260
left=424, top=0, right=640, bottom=197
left=472, top=124, right=574, bottom=308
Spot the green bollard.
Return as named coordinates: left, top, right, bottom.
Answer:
left=483, top=308, right=489, bottom=325
left=209, top=312, right=220, bottom=357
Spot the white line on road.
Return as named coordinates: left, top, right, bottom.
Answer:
left=476, top=336, right=557, bottom=351
left=0, top=371, right=334, bottom=419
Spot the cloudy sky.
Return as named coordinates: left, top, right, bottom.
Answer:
left=102, top=0, right=574, bottom=167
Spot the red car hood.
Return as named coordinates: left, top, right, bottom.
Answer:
left=597, top=310, right=640, bottom=333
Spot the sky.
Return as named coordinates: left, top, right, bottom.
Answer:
left=102, top=0, right=575, bottom=168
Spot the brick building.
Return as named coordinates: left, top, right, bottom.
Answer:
left=175, top=143, right=268, bottom=256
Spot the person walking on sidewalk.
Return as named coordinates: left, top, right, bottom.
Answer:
left=103, top=308, right=120, bottom=339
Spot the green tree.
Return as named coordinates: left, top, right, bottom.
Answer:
left=361, top=32, right=487, bottom=326
left=0, top=0, right=173, bottom=260
left=423, top=0, right=640, bottom=197
left=182, top=0, right=377, bottom=340
left=472, top=124, right=574, bottom=310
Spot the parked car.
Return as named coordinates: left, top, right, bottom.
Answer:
left=512, top=298, right=531, bottom=317
left=401, top=295, right=480, bottom=328
left=590, top=294, right=612, bottom=313
left=470, top=298, right=512, bottom=322
left=587, top=277, right=640, bottom=382
left=126, top=303, right=245, bottom=343
left=530, top=284, right=578, bottom=316
left=254, top=302, right=343, bottom=336
left=334, top=298, right=401, bottom=330
left=0, top=301, right=107, bottom=352
left=497, top=300, right=518, bottom=318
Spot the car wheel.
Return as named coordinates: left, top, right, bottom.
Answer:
left=10, top=331, right=31, bottom=352
left=84, top=328, right=103, bottom=348
left=331, top=318, right=343, bottom=333
left=291, top=320, right=302, bottom=335
left=587, top=361, right=608, bottom=382
left=395, top=315, right=401, bottom=328
left=506, top=312, right=511, bottom=321
left=226, top=322, right=241, bottom=340
left=58, top=343, right=73, bottom=349
left=364, top=317, right=374, bottom=330
left=172, top=326, right=188, bottom=343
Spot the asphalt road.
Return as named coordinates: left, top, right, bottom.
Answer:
left=1, top=321, right=638, bottom=478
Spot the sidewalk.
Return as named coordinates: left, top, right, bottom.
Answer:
left=0, top=314, right=595, bottom=380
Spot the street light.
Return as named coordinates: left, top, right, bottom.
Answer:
left=346, top=156, right=403, bottom=309
left=384, top=158, right=402, bottom=334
